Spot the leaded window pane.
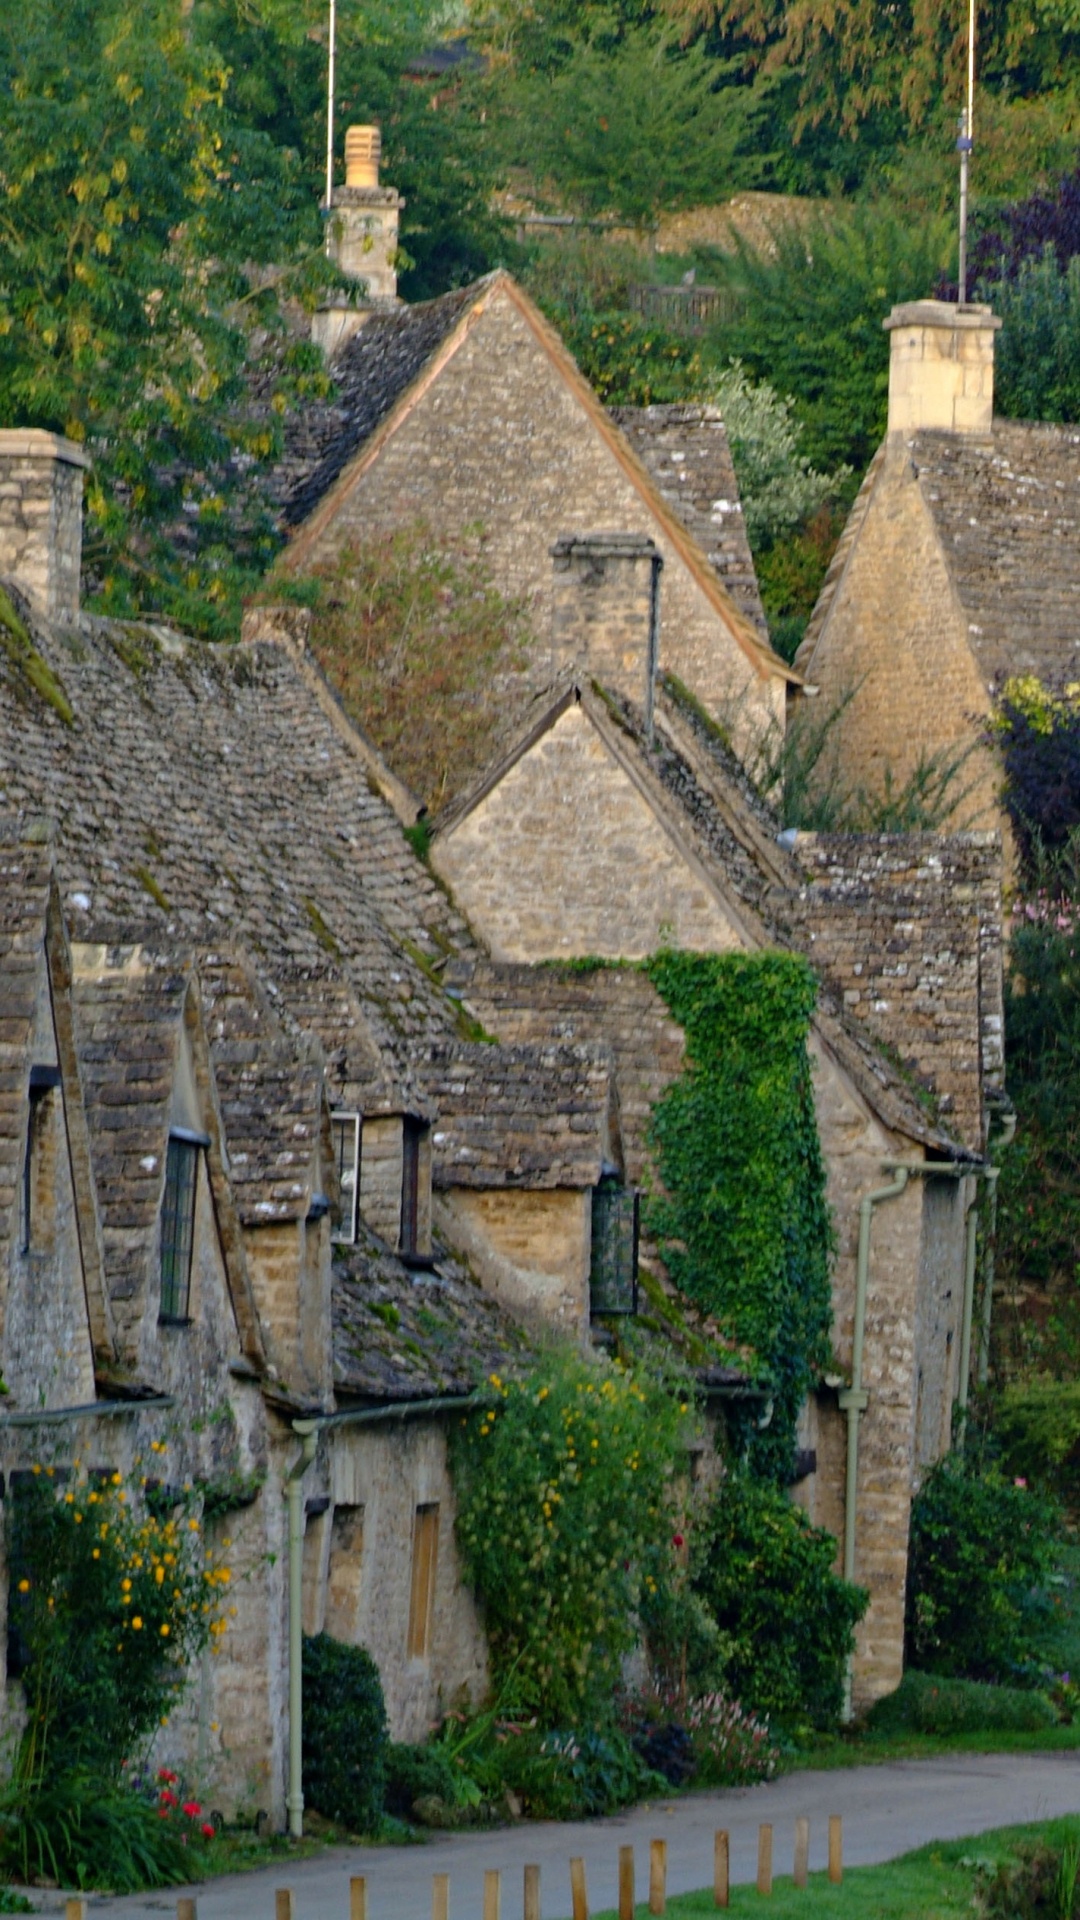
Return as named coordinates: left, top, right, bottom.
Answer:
left=590, top=1180, right=640, bottom=1315
left=160, top=1136, right=198, bottom=1321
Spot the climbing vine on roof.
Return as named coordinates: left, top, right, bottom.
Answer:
left=646, top=950, right=834, bottom=1481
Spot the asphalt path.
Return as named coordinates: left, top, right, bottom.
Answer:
left=45, top=1752, right=1080, bottom=1920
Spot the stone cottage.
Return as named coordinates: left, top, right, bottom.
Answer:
left=274, top=265, right=793, bottom=779
left=791, top=299, right=1080, bottom=838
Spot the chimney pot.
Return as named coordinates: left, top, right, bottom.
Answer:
left=344, top=124, right=381, bottom=189
left=883, top=298, right=1002, bottom=436
left=0, top=429, right=90, bottom=624
left=319, top=121, right=403, bottom=316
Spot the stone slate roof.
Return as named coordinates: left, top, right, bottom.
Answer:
left=797, top=421, right=1080, bottom=691
left=610, top=406, right=769, bottom=637
left=0, top=828, right=53, bottom=1279
left=417, top=1040, right=614, bottom=1190
left=333, top=1223, right=529, bottom=1402
left=276, top=285, right=480, bottom=530
left=0, top=582, right=471, bottom=1111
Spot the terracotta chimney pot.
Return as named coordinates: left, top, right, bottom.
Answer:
left=344, top=125, right=381, bottom=189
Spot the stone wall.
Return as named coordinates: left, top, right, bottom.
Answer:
left=0, top=432, right=88, bottom=624
left=292, top=281, right=783, bottom=749
left=551, top=534, right=660, bottom=724
left=434, top=1186, right=591, bottom=1335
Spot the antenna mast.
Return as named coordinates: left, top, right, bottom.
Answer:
left=957, top=0, right=976, bottom=303
left=324, top=0, right=337, bottom=214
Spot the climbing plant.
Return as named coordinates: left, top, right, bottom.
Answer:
left=645, top=951, right=834, bottom=1479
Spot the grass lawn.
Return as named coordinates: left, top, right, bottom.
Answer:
left=789, top=1719, right=1080, bottom=1770
left=592, top=1817, right=1080, bottom=1920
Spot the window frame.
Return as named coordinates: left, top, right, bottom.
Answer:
left=159, top=1128, right=208, bottom=1325
left=399, top=1115, right=423, bottom=1258
left=406, top=1501, right=440, bottom=1661
left=589, top=1177, right=641, bottom=1317
left=331, top=1109, right=363, bottom=1245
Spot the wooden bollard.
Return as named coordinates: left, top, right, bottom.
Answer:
left=432, top=1871, right=450, bottom=1920
left=828, top=1815, right=843, bottom=1885
left=350, top=1879, right=367, bottom=1920
left=276, top=1891, right=294, bottom=1920
left=757, top=1825, right=773, bottom=1896
left=178, top=1900, right=198, bottom=1920
left=714, top=1831, right=730, bottom=1910
left=524, top=1863, right=541, bottom=1920
left=570, top=1856, right=589, bottom=1920
left=794, top=1818, right=809, bottom=1890
left=66, top=1902, right=87, bottom=1920
left=649, top=1838, right=667, bottom=1915
left=619, top=1845, right=635, bottom=1920
left=483, top=1869, right=501, bottom=1920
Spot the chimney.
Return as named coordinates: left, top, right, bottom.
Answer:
left=313, top=123, right=404, bottom=359
left=884, top=299, right=1002, bottom=436
left=551, top=533, right=662, bottom=735
left=0, top=430, right=89, bottom=624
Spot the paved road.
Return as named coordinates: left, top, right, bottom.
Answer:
left=58, top=1752, right=1080, bottom=1920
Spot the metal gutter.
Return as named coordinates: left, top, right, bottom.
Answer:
left=0, top=1396, right=175, bottom=1428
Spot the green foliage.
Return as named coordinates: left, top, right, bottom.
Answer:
left=709, top=361, right=848, bottom=550
left=690, top=1473, right=867, bottom=1727
left=281, top=525, right=533, bottom=813
left=450, top=1350, right=692, bottom=1723
left=705, top=202, right=955, bottom=475
left=545, top=306, right=706, bottom=405
left=0, top=1772, right=212, bottom=1893
left=995, top=1382, right=1080, bottom=1507
left=645, top=951, right=833, bottom=1477
left=905, top=1452, right=1060, bottom=1683
left=6, top=1467, right=225, bottom=1791
left=481, top=1722, right=662, bottom=1818
left=494, top=28, right=754, bottom=225
left=980, top=1830, right=1080, bottom=1920
left=383, top=1741, right=461, bottom=1820
left=991, top=253, right=1080, bottom=425
left=866, top=1669, right=1059, bottom=1739
left=301, top=1633, right=388, bottom=1834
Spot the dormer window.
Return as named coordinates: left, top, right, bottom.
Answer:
left=160, top=1129, right=208, bottom=1323
left=400, top=1116, right=423, bottom=1258
left=331, top=1110, right=362, bottom=1244
left=589, top=1176, right=640, bottom=1316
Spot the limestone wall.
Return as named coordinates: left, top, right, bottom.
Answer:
left=0, top=432, right=88, bottom=623
left=434, top=1186, right=591, bottom=1335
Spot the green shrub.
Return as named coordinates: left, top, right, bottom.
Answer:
left=383, top=1743, right=461, bottom=1821
left=979, top=1829, right=1080, bottom=1919
left=905, top=1453, right=1060, bottom=1683
left=490, top=1724, right=659, bottom=1819
left=866, top=1668, right=1059, bottom=1738
left=451, top=1350, right=691, bottom=1723
left=690, top=1474, right=867, bottom=1727
left=995, top=1381, right=1080, bottom=1505
left=301, top=1635, right=388, bottom=1834
left=0, top=1773, right=212, bottom=1893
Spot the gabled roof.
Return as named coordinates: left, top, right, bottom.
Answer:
left=796, top=420, right=1080, bottom=691
left=278, top=270, right=796, bottom=689
left=610, top=405, right=769, bottom=638
left=418, top=1039, right=615, bottom=1190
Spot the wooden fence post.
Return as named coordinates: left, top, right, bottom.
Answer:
left=432, top=1870, right=450, bottom=1920
left=794, top=1817, right=810, bottom=1889
left=714, top=1831, right=729, bottom=1910
left=349, top=1878, right=367, bottom=1920
left=649, top=1838, right=667, bottom=1915
left=570, top=1856, right=589, bottom=1920
left=66, top=1903, right=87, bottom=1920
left=276, top=1890, right=294, bottom=1920
left=483, top=1869, right=500, bottom=1920
left=618, top=1845, right=635, bottom=1920
left=524, top=1863, right=541, bottom=1920
left=177, top=1900, right=198, bottom=1920
left=757, top=1825, right=773, bottom=1896
left=828, top=1815, right=843, bottom=1885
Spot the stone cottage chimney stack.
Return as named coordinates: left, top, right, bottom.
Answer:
left=0, top=430, right=89, bottom=624
left=884, top=299, right=1001, bottom=436
left=313, top=123, right=404, bottom=359
left=551, top=533, right=663, bottom=735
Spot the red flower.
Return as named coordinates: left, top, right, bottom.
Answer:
left=183, top=1801, right=202, bottom=1819
left=159, top=1790, right=178, bottom=1808
left=157, top=1768, right=179, bottom=1784
left=201, top=1824, right=215, bottom=1840
left=672, top=1532, right=685, bottom=1549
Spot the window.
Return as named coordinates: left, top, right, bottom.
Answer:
left=406, top=1502, right=439, bottom=1659
left=331, top=1111, right=362, bottom=1244
left=589, top=1177, right=640, bottom=1316
left=325, top=1504, right=365, bottom=1641
left=21, top=1065, right=61, bottom=1254
left=400, top=1116, right=422, bottom=1257
left=159, top=1130, right=206, bottom=1323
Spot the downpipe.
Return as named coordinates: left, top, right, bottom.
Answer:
left=840, top=1167, right=909, bottom=1721
left=286, top=1419, right=318, bottom=1840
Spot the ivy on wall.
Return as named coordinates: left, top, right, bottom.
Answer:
left=645, top=951, right=834, bottom=1479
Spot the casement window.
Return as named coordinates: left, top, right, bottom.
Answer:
left=21, top=1064, right=61, bottom=1254
left=400, top=1116, right=423, bottom=1258
left=589, top=1176, right=640, bottom=1317
left=159, top=1129, right=208, bottom=1324
left=331, top=1110, right=362, bottom=1244
left=406, top=1502, right=439, bottom=1660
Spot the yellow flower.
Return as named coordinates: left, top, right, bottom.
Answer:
left=16, top=1579, right=29, bottom=1594
left=31, top=1465, right=41, bottom=1476
left=121, top=1577, right=132, bottom=1592
left=111, top=1472, right=122, bottom=1486
left=188, top=1519, right=199, bottom=1533
left=92, top=1549, right=100, bottom=1560
left=132, top=1616, right=143, bottom=1630
left=160, top=1623, right=170, bottom=1637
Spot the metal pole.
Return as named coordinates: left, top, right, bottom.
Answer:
left=324, top=0, right=337, bottom=212
left=286, top=1422, right=318, bottom=1840
left=957, top=0, right=976, bottom=302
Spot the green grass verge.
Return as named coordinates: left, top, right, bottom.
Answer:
left=592, top=1817, right=1080, bottom=1920
left=789, top=1720, right=1080, bottom=1770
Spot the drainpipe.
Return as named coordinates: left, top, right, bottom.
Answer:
left=956, top=1196, right=980, bottom=1443
left=839, top=1166, right=909, bottom=1721
left=978, top=1112, right=1017, bottom=1388
left=286, top=1419, right=318, bottom=1840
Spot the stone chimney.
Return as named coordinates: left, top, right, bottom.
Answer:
left=0, top=430, right=90, bottom=624
left=551, top=533, right=662, bottom=734
left=313, top=123, right=404, bottom=358
left=884, top=299, right=1002, bottom=436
